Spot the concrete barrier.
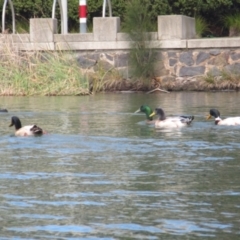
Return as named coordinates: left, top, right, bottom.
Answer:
left=30, top=18, right=58, bottom=43
left=1, top=15, right=240, bottom=81
left=93, top=17, right=120, bottom=41
left=158, top=15, right=196, bottom=40
left=0, top=15, right=239, bottom=51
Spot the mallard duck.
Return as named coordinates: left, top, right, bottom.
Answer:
left=149, top=108, right=194, bottom=128
left=207, top=109, right=240, bottom=125
left=9, top=116, right=44, bottom=136
left=134, top=105, right=155, bottom=124
left=0, top=108, right=8, bottom=112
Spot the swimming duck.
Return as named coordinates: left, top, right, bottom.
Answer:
left=207, top=109, right=240, bottom=125
left=0, top=108, right=8, bottom=112
left=9, top=116, right=44, bottom=136
left=149, top=108, right=194, bottom=128
left=134, top=105, right=155, bottom=124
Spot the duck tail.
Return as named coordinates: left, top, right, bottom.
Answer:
left=31, top=125, right=43, bottom=135
left=188, top=116, right=194, bottom=124
left=180, top=115, right=194, bottom=124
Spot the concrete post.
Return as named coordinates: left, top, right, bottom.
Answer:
left=158, top=15, right=196, bottom=40
left=93, top=17, right=120, bottom=41
left=30, top=18, right=58, bottom=42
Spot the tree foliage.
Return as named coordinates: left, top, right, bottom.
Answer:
left=0, top=0, right=240, bottom=35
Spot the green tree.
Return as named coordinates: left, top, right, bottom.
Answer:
left=1, top=0, right=240, bottom=36
left=170, top=0, right=239, bottom=36
left=0, top=0, right=77, bottom=32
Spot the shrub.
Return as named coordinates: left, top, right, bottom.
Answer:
left=223, top=14, right=240, bottom=36
left=195, top=16, right=210, bottom=38
left=122, top=0, right=158, bottom=87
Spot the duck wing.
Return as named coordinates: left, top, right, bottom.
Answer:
left=179, top=115, right=194, bottom=124
left=30, top=125, right=43, bottom=135
left=220, top=117, right=240, bottom=126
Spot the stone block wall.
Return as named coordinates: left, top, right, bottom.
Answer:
left=74, top=48, right=240, bottom=82
left=163, top=49, right=240, bottom=82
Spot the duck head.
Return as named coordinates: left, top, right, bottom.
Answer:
left=135, top=105, right=154, bottom=121
left=149, top=108, right=166, bottom=120
left=207, top=109, right=221, bottom=119
left=207, top=109, right=221, bottom=125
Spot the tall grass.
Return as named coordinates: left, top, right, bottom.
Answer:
left=200, top=69, right=240, bottom=90
left=122, top=0, right=158, bottom=88
left=15, top=15, right=29, bottom=33
left=223, top=14, right=240, bottom=36
left=195, top=16, right=210, bottom=38
left=0, top=45, right=89, bottom=96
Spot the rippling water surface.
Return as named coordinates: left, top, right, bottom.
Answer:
left=0, top=92, right=240, bottom=239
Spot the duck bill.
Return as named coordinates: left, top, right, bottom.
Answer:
left=149, top=111, right=156, bottom=118
left=9, top=123, right=13, bottom=127
left=206, top=114, right=212, bottom=120
left=134, top=108, right=141, bottom=113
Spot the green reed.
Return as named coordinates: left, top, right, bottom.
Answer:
left=0, top=47, right=89, bottom=96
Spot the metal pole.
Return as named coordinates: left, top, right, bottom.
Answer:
left=79, top=0, right=87, bottom=33
left=102, top=0, right=112, bottom=17
left=60, top=0, right=68, bottom=34
left=52, top=0, right=68, bottom=34
left=2, top=0, right=16, bottom=33
left=2, top=0, right=7, bottom=33
left=52, top=0, right=57, bottom=18
left=8, top=0, right=15, bottom=33
left=107, top=0, right=112, bottom=17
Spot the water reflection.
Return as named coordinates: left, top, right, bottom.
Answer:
left=0, top=92, right=240, bottom=239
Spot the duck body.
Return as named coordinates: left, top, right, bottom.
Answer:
left=135, top=105, right=155, bottom=124
left=0, top=108, right=8, bottom=112
left=154, top=116, right=194, bottom=128
left=217, top=117, right=240, bottom=126
left=9, top=116, right=44, bottom=136
left=207, top=109, right=240, bottom=126
left=150, top=108, right=194, bottom=128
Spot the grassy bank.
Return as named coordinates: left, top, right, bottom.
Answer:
left=1, top=46, right=240, bottom=96
left=0, top=45, right=158, bottom=95
left=158, top=73, right=240, bottom=92
left=0, top=49, right=89, bottom=96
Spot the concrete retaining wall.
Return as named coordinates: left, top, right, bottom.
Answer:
left=69, top=48, right=240, bottom=81
left=1, top=15, right=240, bottom=81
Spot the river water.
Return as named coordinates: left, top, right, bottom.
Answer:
left=0, top=92, right=239, bottom=239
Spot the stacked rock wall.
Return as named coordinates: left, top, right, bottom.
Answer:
left=75, top=48, right=240, bottom=81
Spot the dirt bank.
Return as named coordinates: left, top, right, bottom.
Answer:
left=100, top=76, right=240, bottom=93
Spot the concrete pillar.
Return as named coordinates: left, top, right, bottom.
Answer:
left=93, top=17, right=120, bottom=41
left=158, top=15, right=195, bottom=40
left=30, top=18, right=58, bottom=42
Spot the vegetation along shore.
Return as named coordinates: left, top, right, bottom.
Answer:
left=0, top=47, right=240, bottom=96
left=1, top=0, right=240, bottom=95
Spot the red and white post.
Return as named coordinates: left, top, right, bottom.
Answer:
left=79, top=0, right=87, bottom=33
